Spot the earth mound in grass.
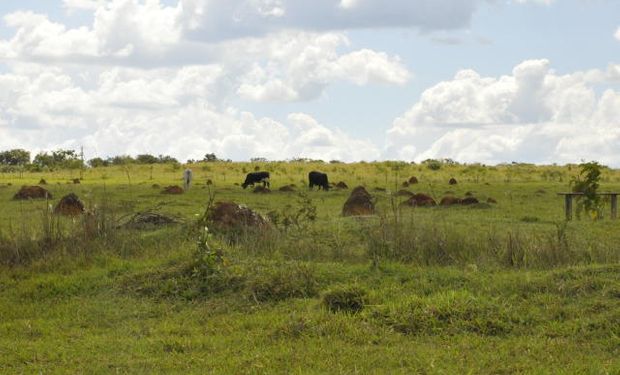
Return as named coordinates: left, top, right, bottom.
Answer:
left=13, top=185, right=52, bottom=200
left=401, top=193, right=436, bottom=207
left=335, top=181, right=349, bottom=190
left=38, top=178, right=47, bottom=185
left=72, top=178, right=81, bottom=184
left=253, top=186, right=271, bottom=194
left=162, top=185, right=184, bottom=194
left=123, top=211, right=180, bottom=229
left=401, top=181, right=410, bottom=188
left=487, top=197, right=498, bottom=204
left=278, top=185, right=296, bottom=192
left=54, top=193, right=85, bottom=216
left=209, top=201, right=269, bottom=230
left=461, top=197, right=480, bottom=205
left=342, top=186, right=375, bottom=216
left=408, top=176, right=419, bottom=184
left=440, top=196, right=462, bottom=206
left=449, top=178, right=458, bottom=185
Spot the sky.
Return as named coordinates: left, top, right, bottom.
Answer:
left=0, top=0, right=618, bottom=165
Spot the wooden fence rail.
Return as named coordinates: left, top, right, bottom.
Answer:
left=557, top=192, right=618, bottom=221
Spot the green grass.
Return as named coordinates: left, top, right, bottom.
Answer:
left=0, top=161, right=619, bottom=373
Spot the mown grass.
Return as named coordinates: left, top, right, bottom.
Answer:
left=0, top=162, right=619, bottom=373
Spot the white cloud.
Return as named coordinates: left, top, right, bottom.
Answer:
left=63, top=0, right=106, bottom=11
left=615, top=27, right=620, bottom=41
left=0, top=63, right=378, bottom=162
left=235, top=33, right=410, bottom=101
left=386, top=60, right=620, bottom=165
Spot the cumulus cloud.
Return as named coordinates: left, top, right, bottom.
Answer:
left=615, top=27, right=620, bottom=41
left=0, top=63, right=378, bottom=161
left=386, top=60, right=620, bottom=165
left=235, top=33, right=410, bottom=101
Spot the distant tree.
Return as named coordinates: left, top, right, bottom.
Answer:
left=423, top=159, right=442, bottom=171
left=33, top=149, right=83, bottom=170
left=157, top=154, right=178, bottom=164
left=108, top=155, right=135, bottom=165
left=0, top=149, right=30, bottom=166
left=136, top=154, right=159, bottom=164
left=251, top=157, right=268, bottom=163
left=203, top=153, right=219, bottom=162
left=88, top=157, right=109, bottom=168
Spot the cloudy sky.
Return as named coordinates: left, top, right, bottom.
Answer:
left=0, top=0, right=618, bottom=164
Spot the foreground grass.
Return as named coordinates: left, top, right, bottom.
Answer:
left=0, top=162, right=619, bottom=373
left=1, top=251, right=618, bottom=373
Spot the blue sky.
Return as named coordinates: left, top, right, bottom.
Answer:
left=0, top=0, right=618, bottom=164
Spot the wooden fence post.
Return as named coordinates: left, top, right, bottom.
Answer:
left=565, top=194, right=573, bottom=221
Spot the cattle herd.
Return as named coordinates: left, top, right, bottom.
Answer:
left=242, top=171, right=329, bottom=191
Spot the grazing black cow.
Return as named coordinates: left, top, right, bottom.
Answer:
left=308, top=171, right=329, bottom=191
left=242, top=171, right=270, bottom=189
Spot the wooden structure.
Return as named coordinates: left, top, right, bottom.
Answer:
left=557, top=192, right=618, bottom=221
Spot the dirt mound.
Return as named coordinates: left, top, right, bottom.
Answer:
left=440, top=196, right=462, bottom=206
left=461, top=197, right=480, bottom=205
left=335, top=181, right=349, bottom=190
left=72, top=178, right=81, bottom=184
left=408, top=176, right=419, bottom=184
left=465, top=191, right=474, bottom=197
left=278, top=185, right=296, bottom=192
left=54, top=193, right=85, bottom=216
left=401, top=181, right=410, bottom=188
left=206, top=179, right=213, bottom=185
left=38, top=179, right=47, bottom=185
left=401, top=193, right=436, bottom=207
left=13, top=186, right=52, bottom=200
left=449, top=178, right=458, bottom=185
left=487, top=197, right=498, bottom=204
left=152, top=184, right=160, bottom=189
left=374, top=187, right=387, bottom=192
left=209, top=201, right=269, bottom=230
left=342, top=186, right=375, bottom=216
left=162, top=185, right=184, bottom=194
left=123, top=211, right=180, bottom=229
left=253, top=186, right=271, bottom=194
left=395, top=189, right=414, bottom=197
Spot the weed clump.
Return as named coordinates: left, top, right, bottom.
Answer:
left=371, top=290, right=514, bottom=336
left=321, top=285, right=367, bottom=314
left=247, top=263, right=319, bottom=302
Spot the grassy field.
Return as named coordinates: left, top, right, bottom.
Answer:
left=0, top=161, right=619, bottom=373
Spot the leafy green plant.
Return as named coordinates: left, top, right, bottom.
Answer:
left=571, top=161, right=603, bottom=219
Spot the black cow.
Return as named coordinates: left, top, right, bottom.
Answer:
left=308, top=171, right=329, bottom=191
left=242, top=171, right=270, bottom=189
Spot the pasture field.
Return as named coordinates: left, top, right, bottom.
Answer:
left=0, top=161, right=619, bottom=374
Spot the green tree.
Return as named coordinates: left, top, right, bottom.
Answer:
left=572, top=161, right=603, bottom=219
left=136, top=154, right=159, bottom=164
left=0, top=149, right=30, bottom=165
